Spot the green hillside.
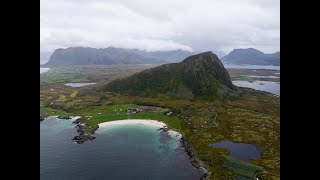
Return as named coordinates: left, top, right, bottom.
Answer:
left=105, top=51, right=241, bottom=100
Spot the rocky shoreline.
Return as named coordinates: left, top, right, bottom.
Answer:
left=71, top=118, right=98, bottom=144
left=157, top=126, right=169, bottom=132
left=40, top=115, right=98, bottom=144
left=40, top=113, right=47, bottom=121
left=40, top=114, right=72, bottom=122
left=180, top=137, right=210, bottom=180
left=157, top=127, right=209, bottom=180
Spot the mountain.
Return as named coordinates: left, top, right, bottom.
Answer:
left=40, top=51, right=52, bottom=65
left=42, top=47, right=166, bottom=67
left=42, top=47, right=195, bottom=67
left=105, top=51, right=240, bottom=100
left=221, top=48, right=280, bottom=65
left=135, top=49, right=194, bottom=62
left=136, top=49, right=224, bottom=61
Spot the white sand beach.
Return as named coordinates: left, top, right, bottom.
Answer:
left=98, top=119, right=182, bottom=138
left=99, top=119, right=166, bottom=128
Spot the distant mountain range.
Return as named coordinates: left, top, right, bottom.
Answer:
left=221, top=48, right=280, bottom=65
left=43, top=47, right=278, bottom=67
left=134, top=49, right=194, bottom=62
left=41, top=47, right=197, bottom=67
left=42, top=47, right=162, bottom=67
left=41, top=46, right=230, bottom=67
left=105, top=51, right=240, bottom=100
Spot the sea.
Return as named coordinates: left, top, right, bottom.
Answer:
left=40, top=117, right=202, bottom=180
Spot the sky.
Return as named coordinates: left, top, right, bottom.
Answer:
left=40, top=0, right=280, bottom=54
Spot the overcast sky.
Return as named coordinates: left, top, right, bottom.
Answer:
left=40, top=0, right=280, bottom=54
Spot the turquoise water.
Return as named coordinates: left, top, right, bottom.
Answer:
left=40, top=118, right=202, bottom=180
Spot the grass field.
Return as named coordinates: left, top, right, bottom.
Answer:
left=232, top=75, right=251, bottom=81
left=223, top=156, right=264, bottom=179
left=41, top=103, right=181, bottom=130
left=40, top=71, right=90, bottom=84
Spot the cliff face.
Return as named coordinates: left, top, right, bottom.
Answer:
left=105, top=51, right=240, bottom=100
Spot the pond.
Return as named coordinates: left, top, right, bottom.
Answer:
left=233, top=80, right=280, bottom=96
left=210, top=141, right=264, bottom=162
left=64, top=83, right=96, bottom=87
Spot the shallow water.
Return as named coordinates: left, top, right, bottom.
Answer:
left=64, top=83, right=96, bottom=87
left=233, top=80, right=280, bottom=95
left=210, top=141, right=264, bottom=162
left=223, top=63, right=280, bottom=70
left=40, top=117, right=202, bottom=180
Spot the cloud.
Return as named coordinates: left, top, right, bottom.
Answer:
left=40, top=0, right=279, bottom=53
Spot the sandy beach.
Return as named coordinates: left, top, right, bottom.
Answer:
left=98, top=119, right=182, bottom=138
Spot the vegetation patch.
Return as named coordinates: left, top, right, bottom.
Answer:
left=58, top=95, right=67, bottom=101
left=232, top=75, right=251, bottom=81
left=70, top=90, right=78, bottom=98
left=40, top=107, right=74, bottom=117
left=223, top=156, right=263, bottom=179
